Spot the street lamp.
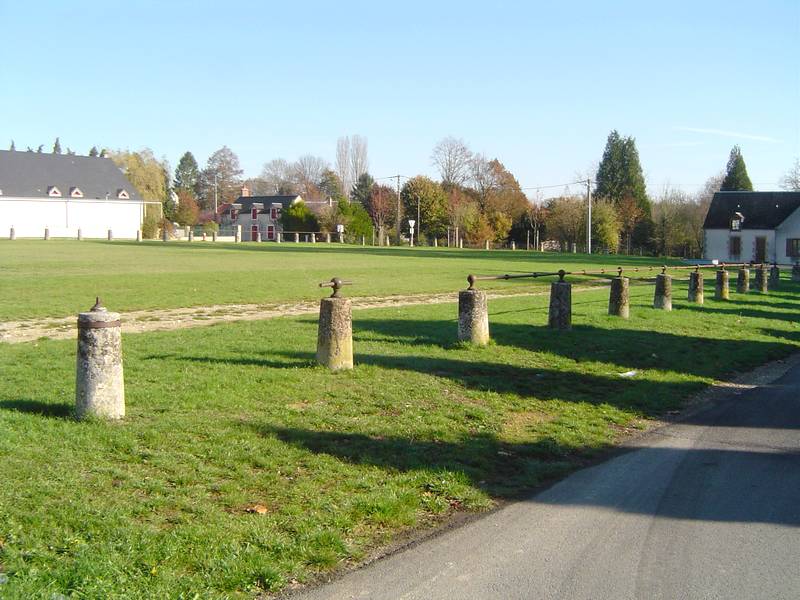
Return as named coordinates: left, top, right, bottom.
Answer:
left=408, top=219, right=416, bottom=247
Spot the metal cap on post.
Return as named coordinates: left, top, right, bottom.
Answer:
left=317, top=278, right=354, bottom=370
left=76, top=297, right=125, bottom=420
left=459, top=275, right=490, bottom=344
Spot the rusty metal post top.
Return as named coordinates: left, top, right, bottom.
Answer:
left=467, top=274, right=476, bottom=290
left=558, top=269, right=566, bottom=282
left=91, top=297, right=107, bottom=312
left=319, top=277, right=352, bottom=298
left=617, top=267, right=623, bottom=278
left=661, top=265, right=667, bottom=274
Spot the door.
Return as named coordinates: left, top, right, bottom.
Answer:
left=251, top=225, right=259, bottom=241
left=755, top=237, right=766, bottom=263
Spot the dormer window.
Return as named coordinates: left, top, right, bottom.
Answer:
left=47, top=186, right=62, bottom=197
left=230, top=208, right=237, bottom=219
left=70, top=187, right=83, bottom=198
left=116, top=189, right=130, bottom=199
left=251, top=207, right=258, bottom=220
left=731, top=219, right=741, bottom=231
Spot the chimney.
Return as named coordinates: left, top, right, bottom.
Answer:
left=241, top=185, right=250, bottom=198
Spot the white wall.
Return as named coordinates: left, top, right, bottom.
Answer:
left=704, top=228, right=776, bottom=263
left=775, top=207, right=800, bottom=264
left=0, top=197, right=144, bottom=238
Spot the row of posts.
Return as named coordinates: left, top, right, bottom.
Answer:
left=458, top=264, right=784, bottom=345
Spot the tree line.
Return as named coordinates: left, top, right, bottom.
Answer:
left=10, top=135, right=800, bottom=255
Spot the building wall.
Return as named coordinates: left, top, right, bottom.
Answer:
left=775, top=207, right=800, bottom=264
left=0, top=197, right=145, bottom=238
left=704, top=228, right=776, bottom=263
left=228, top=212, right=283, bottom=241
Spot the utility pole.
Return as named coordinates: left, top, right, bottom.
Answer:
left=416, top=194, right=421, bottom=243
left=586, top=178, right=592, bottom=254
left=395, top=175, right=402, bottom=245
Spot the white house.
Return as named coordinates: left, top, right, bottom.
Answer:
left=0, top=150, right=148, bottom=238
left=703, top=191, right=800, bottom=264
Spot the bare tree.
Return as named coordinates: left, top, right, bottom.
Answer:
left=431, top=137, right=472, bottom=186
left=336, top=136, right=351, bottom=196
left=616, top=195, right=644, bottom=254
left=780, top=159, right=800, bottom=191
left=469, top=154, right=499, bottom=209
left=260, top=159, right=295, bottom=194
left=349, top=135, right=369, bottom=188
left=544, top=196, right=584, bottom=250
left=293, top=155, right=328, bottom=197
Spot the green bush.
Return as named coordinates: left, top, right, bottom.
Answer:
left=141, top=214, right=159, bottom=239
left=202, top=220, right=219, bottom=234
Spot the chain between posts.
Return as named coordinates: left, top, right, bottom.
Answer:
left=465, top=262, right=774, bottom=289
left=319, top=277, right=353, bottom=298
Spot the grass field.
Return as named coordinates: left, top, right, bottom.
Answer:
left=1, top=243, right=798, bottom=598
left=0, top=240, right=685, bottom=320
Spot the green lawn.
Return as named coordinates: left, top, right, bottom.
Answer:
left=1, top=278, right=799, bottom=598
left=0, top=240, right=685, bottom=320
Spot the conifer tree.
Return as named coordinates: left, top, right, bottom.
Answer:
left=89, top=146, right=99, bottom=157
left=9, top=140, right=15, bottom=151
left=720, top=146, right=753, bottom=191
left=53, top=137, right=62, bottom=154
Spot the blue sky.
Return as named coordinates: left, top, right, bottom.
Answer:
left=2, top=0, right=798, bottom=196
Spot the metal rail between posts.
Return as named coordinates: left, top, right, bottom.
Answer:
left=466, top=262, right=778, bottom=289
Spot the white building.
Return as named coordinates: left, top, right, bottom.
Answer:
left=0, top=150, right=148, bottom=238
left=703, top=191, right=800, bottom=264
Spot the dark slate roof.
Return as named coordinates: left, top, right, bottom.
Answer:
left=0, top=150, right=143, bottom=201
left=232, top=195, right=302, bottom=212
left=703, top=191, right=800, bottom=229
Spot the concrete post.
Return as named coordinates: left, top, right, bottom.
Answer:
left=458, top=278, right=490, bottom=345
left=202, top=232, right=207, bottom=241
left=136, top=229, right=142, bottom=242
left=715, top=269, right=729, bottom=300
left=311, top=232, right=316, bottom=244
left=44, top=227, right=50, bottom=240
left=485, top=240, right=490, bottom=250
left=235, top=225, right=242, bottom=243
left=769, top=265, right=780, bottom=290
left=688, top=271, right=704, bottom=304
left=459, top=238, right=463, bottom=249
left=792, top=264, right=800, bottom=282
left=255, top=230, right=261, bottom=243
left=755, top=266, right=768, bottom=292
left=212, top=231, right=217, bottom=242
left=361, top=235, right=366, bottom=246
left=736, top=268, right=750, bottom=293
left=325, top=232, right=331, bottom=243
left=338, top=232, right=344, bottom=243
left=75, top=298, right=124, bottom=420
left=77, top=228, right=83, bottom=241
left=548, top=274, right=571, bottom=330
left=9, top=226, right=15, bottom=240
left=276, top=232, right=282, bottom=244
left=162, top=227, right=168, bottom=242
left=188, top=230, right=194, bottom=242
left=653, top=272, right=672, bottom=311
left=107, top=229, right=113, bottom=241
left=511, top=241, right=516, bottom=250
left=571, top=243, right=577, bottom=254
left=316, top=281, right=353, bottom=370
left=434, top=238, right=438, bottom=248
left=608, top=274, right=630, bottom=318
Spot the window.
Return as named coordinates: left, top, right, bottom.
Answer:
left=230, top=208, right=237, bottom=220
left=251, top=207, right=258, bottom=220
left=267, top=225, right=275, bottom=240
left=730, top=218, right=741, bottom=231
left=787, top=239, right=800, bottom=257
left=730, top=236, right=741, bottom=257
left=271, top=207, right=278, bottom=219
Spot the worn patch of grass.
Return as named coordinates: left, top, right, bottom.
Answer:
left=0, top=279, right=798, bottom=598
left=0, top=239, right=683, bottom=319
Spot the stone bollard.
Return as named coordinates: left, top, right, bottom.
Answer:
left=361, top=235, right=366, bottom=246
left=316, top=278, right=353, bottom=370
left=736, top=268, right=750, bottom=293
left=484, top=240, right=490, bottom=250
left=755, top=266, right=768, bottom=292
left=458, top=276, right=490, bottom=345
left=511, top=241, right=516, bottom=250
left=9, top=226, right=15, bottom=240
left=769, top=265, right=780, bottom=290
left=255, top=230, right=261, bottom=243
left=202, top=232, right=207, bottom=241
left=162, top=227, right=168, bottom=242
left=188, top=230, right=194, bottom=242
left=792, top=264, right=800, bottom=282
left=77, top=228, right=83, bottom=241
left=459, top=238, right=463, bottom=249
left=108, top=229, right=113, bottom=241
left=294, top=232, right=300, bottom=243
left=136, top=229, right=142, bottom=242
left=548, top=271, right=571, bottom=330
left=44, top=227, right=50, bottom=240
left=311, top=233, right=316, bottom=243
left=339, top=232, right=344, bottom=243
left=688, top=270, right=704, bottom=304
left=326, top=232, right=331, bottom=243
left=715, top=269, right=729, bottom=300
left=608, top=270, right=630, bottom=318
left=653, top=270, right=672, bottom=311
left=212, top=231, right=217, bottom=242
left=276, top=232, right=282, bottom=244
left=434, top=238, right=438, bottom=248
left=75, top=298, right=125, bottom=420
left=235, top=225, right=242, bottom=243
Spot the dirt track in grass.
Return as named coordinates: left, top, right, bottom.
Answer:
left=0, top=286, right=609, bottom=344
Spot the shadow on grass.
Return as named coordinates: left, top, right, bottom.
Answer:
left=0, top=398, right=73, bottom=418
left=681, top=304, right=800, bottom=323
left=256, top=425, right=800, bottom=525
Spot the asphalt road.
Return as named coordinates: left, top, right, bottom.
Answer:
left=287, top=359, right=800, bottom=600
